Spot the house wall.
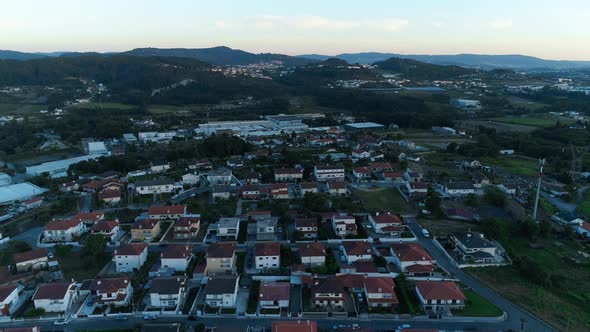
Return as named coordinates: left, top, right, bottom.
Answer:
left=114, top=249, right=147, bottom=272
left=256, top=255, right=280, bottom=269
left=161, top=257, right=191, bottom=272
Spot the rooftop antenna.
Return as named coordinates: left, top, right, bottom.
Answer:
left=532, top=158, right=546, bottom=222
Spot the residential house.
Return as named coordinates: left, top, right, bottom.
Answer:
left=0, top=284, right=24, bottom=316
left=13, top=249, right=48, bottom=273
left=256, top=218, right=277, bottom=241
left=206, top=168, right=233, bottom=185
left=368, top=212, right=404, bottom=236
left=90, top=220, right=121, bottom=244
left=271, top=183, right=290, bottom=199
left=472, top=173, right=490, bottom=188
left=352, top=149, right=371, bottom=159
left=299, top=182, right=319, bottom=196
left=149, top=276, right=188, bottom=309
left=332, top=215, right=357, bottom=238
left=368, top=162, right=393, bottom=173
left=181, top=173, right=199, bottom=185
left=404, top=171, right=422, bottom=183
left=214, top=218, right=240, bottom=241
left=135, top=178, right=178, bottom=195
left=382, top=172, right=405, bottom=183
left=294, top=218, right=318, bottom=239
left=150, top=161, right=170, bottom=173
left=23, top=197, right=43, bottom=210
left=298, top=243, right=326, bottom=267
left=113, top=243, right=148, bottom=272
left=342, top=241, right=373, bottom=264
left=312, top=277, right=344, bottom=308
left=449, top=232, right=497, bottom=264
left=148, top=205, right=187, bottom=220
left=363, top=277, right=398, bottom=308
left=415, top=281, right=466, bottom=315
left=161, top=245, right=193, bottom=272
left=211, top=185, right=232, bottom=200
left=274, top=168, right=303, bottom=182
left=206, top=243, right=236, bottom=275
left=89, top=278, right=133, bottom=307
left=390, top=243, right=436, bottom=276
left=327, top=181, right=348, bottom=196
left=353, top=167, right=372, bottom=181
left=551, top=211, right=585, bottom=226
left=577, top=221, right=590, bottom=238
left=313, top=165, right=345, bottom=182
left=259, top=282, right=290, bottom=308
left=33, top=282, right=78, bottom=313
left=254, top=242, right=280, bottom=270
left=242, top=171, right=260, bottom=184
left=240, top=184, right=261, bottom=200
left=406, top=182, right=428, bottom=195
left=444, top=182, right=476, bottom=196
left=173, top=215, right=200, bottom=240
left=98, top=189, right=121, bottom=204
left=204, top=275, right=239, bottom=308
left=43, top=218, right=86, bottom=243
left=130, top=219, right=161, bottom=242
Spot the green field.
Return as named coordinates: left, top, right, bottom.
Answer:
left=579, top=190, right=590, bottom=218
left=454, top=289, right=503, bottom=317
left=70, top=102, right=137, bottom=110
left=491, top=116, right=574, bottom=128
left=507, top=97, right=548, bottom=111
left=481, top=156, right=539, bottom=176
left=352, top=187, right=409, bottom=212
left=0, top=103, right=44, bottom=115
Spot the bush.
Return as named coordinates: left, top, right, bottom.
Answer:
left=24, top=308, right=45, bottom=317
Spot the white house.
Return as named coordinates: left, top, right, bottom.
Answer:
left=113, top=243, right=148, bottom=273
left=33, top=282, right=78, bottom=313
left=259, top=282, right=290, bottom=309
left=390, top=243, right=436, bottom=275
left=214, top=218, right=240, bottom=240
left=13, top=249, right=48, bottom=273
left=274, top=168, right=303, bottom=182
left=298, top=243, right=326, bottom=267
left=363, top=277, right=398, bottom=308
left=149, top=276, right=188, bottom=309
left=43, top=219, right=86, bottom=243
left=332, top=215, right=357, bottom=238
left=444, top=182, right=476, bottom=196
left=90, top=220, right=121, bottom=244
left=415, top=281, right=466, bottom=315
left=182, top=173, right=200, bottom=185
left=89, top=278, right=133, bottom=307
left=0, top=284, right=24, bottom=316
left=135, top=178, right=179, bottom=195
left=406, top=182, right=428, bottom=195
left=254, top=243, right=280, bottom=270
left=205, top=169, right=233, bottom=185
left=161, top=245, right=193, bottom=272
left=314, top=165, right=345, bottom=182
left=368, top=212, right=404, bottom=236
left=342, top=241, right=373, bottom=264
left=204, top=275, right=239, bottom=308
left=577, top=221, right=590, bottom=238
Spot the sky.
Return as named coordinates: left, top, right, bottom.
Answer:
left=1, top=0, right=590, bottom=60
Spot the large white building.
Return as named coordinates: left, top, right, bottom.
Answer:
left=314, top=165, right=345, bottom=182
left=26, top=155, right=100, bottom=178
left=113, top=243, right=148, bottom=272
left=0, top=183, right=47, bottom=205
left=33, top=282, right=78, bottom=313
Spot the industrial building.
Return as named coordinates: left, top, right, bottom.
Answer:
left=0, top=182, right=47, bottom=205
left=344, top=122, right=385, bottom=131
left=26, top=155, right=101, bottom=178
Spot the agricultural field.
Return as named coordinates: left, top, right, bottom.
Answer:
left=352, top=187, right=410, bottom=213
left=70, top=102, right=137, bottom=110
left=0, top=103, right=45, bottom=116
left=491, top=116, right=574, bottom=128
left=468, top=236, right=590, bottom=331
left=480, top=155, right=539, bottom=177
left=579, top=190, right=590, bottom=219
left=507, top=96, right=548, bottom=111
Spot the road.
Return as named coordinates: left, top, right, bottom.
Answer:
left=170, top=187, right=210, bottom=204
left=407, top=218, right=556, bottom=332
left=540, top=191, right=576, bottom=213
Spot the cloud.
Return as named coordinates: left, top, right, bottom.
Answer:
left=214, top=21, right=229, bottom=29
left=222, top=15, right=408, bottom=32
left=431, top=22, right=444, bottom=29
left=489, top=19, right=513, bottom=29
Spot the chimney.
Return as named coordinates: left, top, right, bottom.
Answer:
left=97, top=280, right=101, bottom=285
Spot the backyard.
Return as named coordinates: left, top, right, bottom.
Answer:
left=352, top=187, right=409, bottom=213
left=453, top=289, right=503, bottom=317
left=57, top=246, right=111, bottom=280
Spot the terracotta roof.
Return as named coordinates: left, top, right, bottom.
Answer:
left=132, top=218, right=159, bottom=230
left=371, top=212, right=402, bottom=224
left=271, top=320, right=317, bottom=332
left=383, top=172, right=404, bottom=178
left=175, top=216, right=200, bottom=228
left=255, top=242, right=280, bottom=257
left=300, top=182, right=318, bottom=189
left=415, top=281, right=466, bottom=301
left=409, top=182, right=428, bottom=189
left=90, top=278, right=130, bottom=293
left=342, top=241, right=372, bottom=256
left=115, top=243, right=147, bottom=256
left=354, top=167, right=372, bottom=174
left=44, top=218, right=82, bottom=231
left=204, top=275, right=238, bottom=295
left=91, top=220, right=119, bottom=233
left=312, top=277, right=344, bottom=295
left=72, top=211, right=104, bottom=222
left=13, top=248, right=47, bottom=264
left=33, top=282, right=76, bottom=300
left=150, top=276, right=187, bottom=295
left=328, top=181, right=347, bottom=189
left=392, top=243, right=433, bottom=262
left=275, top=168, right=303, bottom=175
left=406, top=264, right=435, bottom=274
left=206, top=243, right=235, bottom=258
left=149, top=205, right=187, bottom=216
left=352, top=260, right=377, bottom=273
left=259, top=282, right=290, bottom=302
left=369, top=162, right=392, bottom=169
left=294, top=218, right=317, bottom=228
left=162, top=244, right=193, bottom=259
left=98, top=189, right=121, bottom=200
left=364, top=277, right=397, bottom=298
left=0, top=284, right=19, bottom=302
left=298, top=243, right=326, bottom=257
left=24, top=197, right=43, bottom=205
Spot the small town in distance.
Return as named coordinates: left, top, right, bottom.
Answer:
left=1, top=2, right=590, bottom=332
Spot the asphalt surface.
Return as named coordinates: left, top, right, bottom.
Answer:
left=407, top=218, right=557, bottom=332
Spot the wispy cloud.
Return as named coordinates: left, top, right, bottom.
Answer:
left=489, top=19, right=513, bottom=30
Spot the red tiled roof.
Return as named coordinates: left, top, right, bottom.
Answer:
left=255, top=242, right=280, bottom=257
left=275, top=168, right=303, bottom=175
left=383, top=172, right=404, bottom=178
left=149, top=205, right=187, bottom=216
left=90, top=278, right=129, bottom=293
left=162, top=244, right=193, bottom=259
left=131, top=218, right=159, bottom=230
left=294, top=218, right=317, bottom=228
left=98, top=189, right=121, bottom=200
left=328, top=181, right=346, bottom=189
left=207, top=243, right=235, bottom=258
left=91, top=220, right=119, bottom=233
left=392, top=243, right=434, bottom=262
left=115, top=243, right=147, bottom=256
left=44, top=218, right=82, bottom=231
left=33, top=282, right=75, bottom=300
left=259, top=282, right=290, bottom=302
left=272, top=320, right=317, bottom=332
left=298, top=243, right=326, bottom=257
left=406, top=264, right=435, bottom=274
left=13, top=248, right=47, bottom=264
left=415, top=281, right=466, bottom=301
left=371, top=212, right=401, bottom=224
left=354, top=167, right=372, bottom=174
left=0, top=284, right=19, bottom=302
left=24, top=197, right=43, bottom=205
left=342, top=241, right=372, bottom=256
left=72, top=211, right=104, bottom=222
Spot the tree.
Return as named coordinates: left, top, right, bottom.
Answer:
left=465, top=193, right=479, bottom=207
left=484, top=186, right=507, bottom=207
left=82, top=234, right=108, bottom=267
left=302, top=192, right=330, bottom=212
left=481, top=218, right=510, bottom=242
left=425, top=187, right=443, bottom=217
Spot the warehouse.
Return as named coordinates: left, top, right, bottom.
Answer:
left=0, top=183, right=47, bottom=205
left=26, top=155, right=100, bottom=178
left=344, top=122, right=385, bottom=131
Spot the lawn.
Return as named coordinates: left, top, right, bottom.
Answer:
left=491, top=116, right=574, bottom=128
left=147, top=104, right=184, bottom=114
left=57, top=247, right=110, bottom=280
left=579, top=190, right=590, bottom=219
left=507, top=97, right=548, bottom=111
left=454, top=289, right=503, bottom=317
left=352, top=187, right=409, bottom=212
left=480, top=156, right=539, bottom=177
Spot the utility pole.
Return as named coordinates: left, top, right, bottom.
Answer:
left=532, top=158, right=545, bottom=222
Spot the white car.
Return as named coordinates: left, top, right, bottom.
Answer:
left=54, top=318, right=70, bottom=325
left=421, top=229, right=430, bottom=238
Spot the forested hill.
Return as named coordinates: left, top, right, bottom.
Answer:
left=279, top=58, right=379, bottom=88
left=121, top=46, right=314, bottom=66
left=374, top=57, right=479, bottom=80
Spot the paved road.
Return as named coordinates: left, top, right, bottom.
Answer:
left=540, top=191, right=576, bottom=213
left=171, top=187, right=210, bottom=204
left=407, top=218, right=556, bottom=332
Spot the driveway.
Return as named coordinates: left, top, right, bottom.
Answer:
left=407, top=218, right=556, bottom=332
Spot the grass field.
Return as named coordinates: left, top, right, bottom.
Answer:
left=491, top=116, right=574, bottom=128
left=352, top=187, right=409, bottom=212
left=0, top=103, right=44, bottom=115
left=70, top=102, right=137, bottom=110
left=579, top=190, right=590, bottom=218
left=468, top=237, right=590, bottom=331
left=507, top=96, right=548, bottom=111
left=454, top=289, right=503, bottom=317
left=57, top=249, right=110, bottom=280
left=481, top=156, right=539, bottom=177
left=417, top=218, right=482, bottom=238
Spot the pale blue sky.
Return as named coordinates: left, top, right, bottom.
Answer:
left=1, top=0, right=589, bottom=60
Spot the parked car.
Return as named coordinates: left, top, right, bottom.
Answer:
left=115, top=315, right=128, bottom=320
left=421, top=229, right=430, bottom=238
left=54, top=318, right=69, bottom=325
left=143, top=315, right=157, bottom=320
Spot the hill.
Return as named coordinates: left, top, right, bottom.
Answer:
left=0, top=50, right=50, bottom=61
left=374, top=57, right=477, bottom=80
left=121, top=46, right=314, bottom=66
left=279, top=58, right=379, bottom=87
